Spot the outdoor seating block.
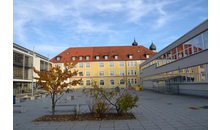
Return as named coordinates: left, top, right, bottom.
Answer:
left=51, top=104, right=80, bottom=113
left=13, top=105, right=26, bottom=113
left=67, top=96, right=74, bottom=100
left=31, top=96, right=35, bottom=100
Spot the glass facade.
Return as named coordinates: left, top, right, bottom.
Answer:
left=141, top=30, right=208, bottom=70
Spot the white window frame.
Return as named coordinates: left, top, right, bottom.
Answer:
left=135, top=78, right=137, bottom=84
left=120, top=79, right=124, bottom=85
left=86, top=56, right=90, bottom=60
left=128, top=70, right=130, bottom=75
left=73, top=64, right=77, bottom=68
left=79, top=56, right=83, bottom=60
left=100, top=80, right=104, bottom=86
left=80, top=80, right=84, bottom=86
left=131, top=79, right=134, bottom=84
left=120, top=70, right=124, bottom=76
left=131, top=62, right=133, bottom=67
left=119, top=62, right=124, bottom=67
left=109, top=71, right=114, bottom=76
left=131, top=70, right=134, bottom=75
left=109, top=62, right=114, bottom=68
left=127, top=62, right=129, bottom=67
left=134, top=62, right=136, bottom=67
left=72, top=57, right=76, bottom=60
left=96, top=56, right=99, bottom=60
left=57, top=57, right=61, bottom=61
left=104, top=56, right=108, bottom=59
left=129, top=55, right=133, bottom=59
left=110, top=79, right=114, bottom=86
left=86, top=71, right=90, bottom=77
left=79, top=71, right=83, bottom=77
left=115, top=55, right=118, bottom=59
left=79, top=63, right=83, bottom=68
left=146, top=54, right=149, bottom=58
left=99, top=63, right=104, bottom=68
left=134, top=70, right=137, bottom=75
left=86, top=63, right=90, bottom=68
left=86, top=80, right=91, bottom=86
left=99, top=71, right=104, bottom=76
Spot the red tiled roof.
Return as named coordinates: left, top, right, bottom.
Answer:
left=50, top=45, right=156, bottom=63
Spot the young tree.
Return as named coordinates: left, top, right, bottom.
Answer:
left=83, top=80, right=139, bottom=116
left=32, top=60, right=82, bottom=118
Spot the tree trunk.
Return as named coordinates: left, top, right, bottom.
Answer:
left=52, top=91, right=55, bottom=118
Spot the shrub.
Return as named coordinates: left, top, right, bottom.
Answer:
left=83, top=80, right=139, bottom=116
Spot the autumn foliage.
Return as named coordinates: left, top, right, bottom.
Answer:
left=32, top=60, right=82, bottom=118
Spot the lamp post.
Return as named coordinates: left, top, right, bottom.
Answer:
left=31, top=47, right=35, bottom=98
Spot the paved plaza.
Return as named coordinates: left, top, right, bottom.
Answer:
left=13, top=89, right=208, bottom=130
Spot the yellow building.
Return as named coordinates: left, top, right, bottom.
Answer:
left=50, top=39, right=156, bottom=88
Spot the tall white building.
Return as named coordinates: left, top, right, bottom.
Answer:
left=13, top=43, right=52, bottom=95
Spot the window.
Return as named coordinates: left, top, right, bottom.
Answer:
left=131, top=79, right=134, bottom=84
left=86, top=71, right=90, bottom=77
left=120, top=70, right=124, bottom=76
left=129, top=55, right=133, bottom=59
left=128, top=79, right=130, bottom=83
left=96, top=56, right=99, bottom=60
left=127, top=62, right=129, bottom=67
left=109, top=62, right=114, bottom=67
left=99, top=63, right=104, bottom=68
left=131, top=62, right=133, bottom=67
left=146, top=54, right=149, bottom=58
left=100, top=80, right=104, bottom=86
left=67, top=52, right=69, bottom=55
left=80, top=80, right=84, bottom=86
left=86, top=80, right=90, bottom=86
left=72, top=57, right=76, bottom=60
left=134, top=70, right=137, bottom=75
left=86, top=56, right=90, bottom=60
left=109, top=71, right=114, bottom=76
left=105, top=56, right=108, bottom=59
left=79, top=71, right=83, bottom=77
left=57, top=57, right=61, bottom=61
left=79, top=56, right=83, bottom=60
left=131, top=70, right=134, bottom=75
left=86, top=63, right=90, bottom=68
left=134, top=62, right=136, bottom=67
left=119, top=62, right=124, bottom=67
left=79, top=63, right=83, bottom=68
left=203, top=30, right=208, bottom=49
left=120, top=79, right=124, bottom=85
left=114, top=55, right=118, bottom=59
left=73, top=64, right=77, bottom=68
left=128, top=70, right=130, bottom=75
left=110, top=79, right=114, bottom=86
left=135, top=78, right=137, bottom=84
left=99, top=71, right=104, bottom=76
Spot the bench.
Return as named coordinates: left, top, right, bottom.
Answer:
left=16, top=97, right=29, bottom=104
left=51, top=104, right=81, bottom=113
left=67, top=96, right=74, bottom=100
left=13, top=105, right=26, bottom=113
left=42, top=93, right=49, bottom=98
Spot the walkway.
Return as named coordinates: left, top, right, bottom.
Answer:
left=13, top=89, right=208, bottom=130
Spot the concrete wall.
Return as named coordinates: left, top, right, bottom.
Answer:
left=179, top=83, right=208, bottom=97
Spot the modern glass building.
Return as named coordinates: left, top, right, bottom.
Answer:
left=139, top=19, right=208, bottom=97
left=13, top=43, right=51, bottom=95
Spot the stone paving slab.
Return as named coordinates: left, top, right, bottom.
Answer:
left=13, top=89, right=208, bottom=130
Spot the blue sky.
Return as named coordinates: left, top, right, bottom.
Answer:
left=13, top=0, right=208, bottom=59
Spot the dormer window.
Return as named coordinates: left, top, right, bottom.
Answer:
left=72, top=57, right=76, bottom=60
left=86, top=56, right=90, bottom=60
left=67, top=52, right=69, bottom=55
left=79, top=56, right=83, bottom=60
left=114, top=55, right=118, bottom=59
left=96, top=56, right=99, bottom=60
left=57, top=57, right=61, bottom=61
left=129, top=55, right=133, bottom=59
left=104, top=55, right=108, bottom=59
left=146, top=54, right=149, bottom=58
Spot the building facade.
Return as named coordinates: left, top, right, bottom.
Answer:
left=13, top=43, right=51, bottom=94
left=140, top=19, right=208, bottom=97
left=50, top=40, right=156, bottom=88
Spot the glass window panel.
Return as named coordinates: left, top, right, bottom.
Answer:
left=110, top=79, right=114, bottom=85
left=100, top=80, right=104, bottom=86
left=109, top=62, right=114, bottom=67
